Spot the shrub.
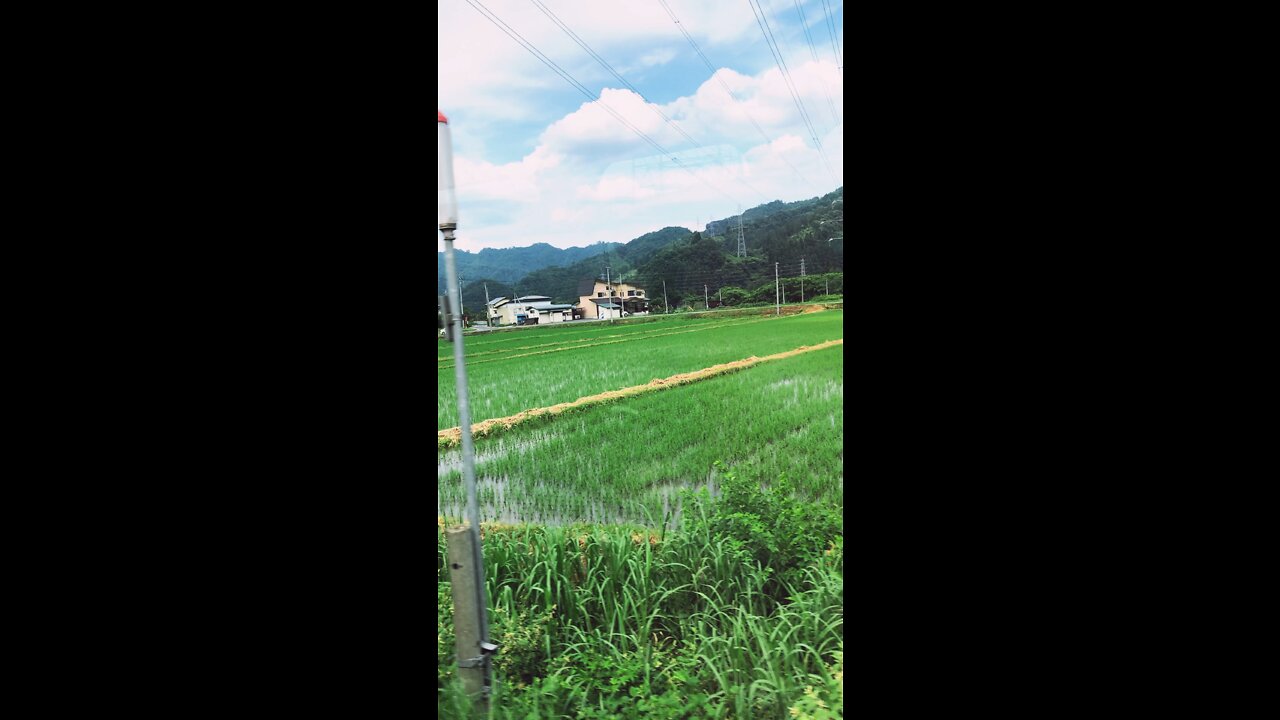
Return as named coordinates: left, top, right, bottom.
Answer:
left=788, top=650, right=844, bottom=719
left=490, top=603, right=555, bottom=684
left=684, top=462, right=843, bottom=600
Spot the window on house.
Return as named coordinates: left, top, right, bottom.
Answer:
left=628, top=290, right=636, bottom=296
left=598, top=292, right=604, bottom=297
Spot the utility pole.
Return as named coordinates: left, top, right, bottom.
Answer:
left=718, top=287, right=723, bottom=306
left=705, top=284, right=709, bottom=311
left=800, top=258, right=805, bottom=303
left=604, top=266, right=612, bottom=323
left=825, top=276, right=829, bottom=296
left=483, top=283, right=491, bottom=324
left=439, top=109, right=495, bottom=710
left=662, top=279, right=668, bottom=314
left=458, top=274, right=465, bottom=326
left=775, top=262, right=780, bottom=316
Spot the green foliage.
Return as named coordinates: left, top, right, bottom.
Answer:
left=788, top=651, right=844, bottom=719
left=685, top=462, right=843, bottom=599
left=448, top=188, right=845, bottom=307
left=437, top=242, right=620, bottom=296
left=460, top=279, right=516, bottom=311
left=637, top=188, right=844, bottom=296
left=438, top=583, right=455, bottom=688
left=513, top=227, right=692, bottom=303
left=490, top=603, right=555, bottom=683
left=436, top=516, right=844, bottom=719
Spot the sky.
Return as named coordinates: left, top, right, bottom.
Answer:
left=439, top=0, right=843, bottom=252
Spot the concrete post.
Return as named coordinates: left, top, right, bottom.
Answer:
left=447, top=525, right=488, bottom=709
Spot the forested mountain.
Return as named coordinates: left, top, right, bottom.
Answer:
left=436, top=241, right=619, bottom=295
left=444, top=187, right=843, bottom=310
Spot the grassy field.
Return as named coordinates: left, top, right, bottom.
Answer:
left=438, top=307, right=844, bottom=719
left=438, top=311, right=843, bottom=430
left=439, top=344, right=843, bottom=525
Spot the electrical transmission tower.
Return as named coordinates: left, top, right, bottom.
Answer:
left=735, top=207, right=747, bottom=257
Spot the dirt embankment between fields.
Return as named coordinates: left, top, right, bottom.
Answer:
left=437, top=338, right=843, bottom=449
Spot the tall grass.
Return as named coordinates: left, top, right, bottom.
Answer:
left=438, top=519, right=843, bottom=718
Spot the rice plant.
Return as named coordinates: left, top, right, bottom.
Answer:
left=439, top=345, right=843, bottom=527
left=439, top=310, right=843, bottom=430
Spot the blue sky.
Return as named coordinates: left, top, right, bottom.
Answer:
left=439, top=0, right=843, bottom=252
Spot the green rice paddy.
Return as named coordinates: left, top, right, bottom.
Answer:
left=438, top=308, right=844, bottom=718
left=438, top=344, right=843, bottom=525
left=438, top=311, right=843, bottom=431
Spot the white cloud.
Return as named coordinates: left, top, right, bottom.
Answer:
left=637, top=47, right=677, bottom=68
left=439, top=1, right=762, bottom=122
left=438, top=1, right=843, bottom=252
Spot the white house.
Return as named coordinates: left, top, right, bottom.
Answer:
left=488, top=295, right=575, bottom=326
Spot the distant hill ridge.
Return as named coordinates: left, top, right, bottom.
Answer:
left=436, top=241, right=621, bottom=294
left=443, top=187, right=843, bottom=307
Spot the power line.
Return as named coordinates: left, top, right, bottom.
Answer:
left=527, top=0, right=773, bottom=206
left=747, top=0, right=838, bottom=185
left=821, top=0, right=843, bottom=72
left=750, top=0, right=823, bottom=151
left=462, top=0, right=745, bottom=209
left=655, top=0, right=821, bottom=196
left=530, top=0, right=699, bottom=149
left=794, top=0, right=841, bottom=126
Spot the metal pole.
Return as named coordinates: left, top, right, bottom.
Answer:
left=440, top=110, right=493, bottom=708
left=800, top=258, right=805, bottom=303
left=775, top=262, right=780, bottom=316
left=483, top=283, right=491, bottom=325
left=663, top=280, right=668, bottom=313
left=705, top=284, right=708, bottom=311
left=442, top=229, right=492, bottom=707
left=605, top=267, right=612, bottom=323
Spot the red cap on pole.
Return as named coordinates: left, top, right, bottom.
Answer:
left=438, top=110, right=448, bottom=124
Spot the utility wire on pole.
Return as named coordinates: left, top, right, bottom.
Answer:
left=775, top=262, right=780, bottom=316
left=604, top=266, right=613, bottom=323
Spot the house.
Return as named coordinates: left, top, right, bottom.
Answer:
left=486, top=296, right=510, bottom=325
left=576, top=277, right=651, bottom=320
left=488, top=295, right=575, bottom=326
